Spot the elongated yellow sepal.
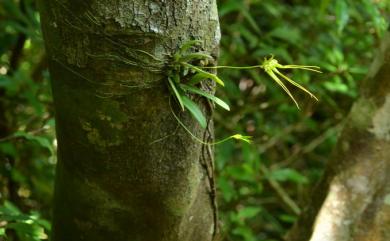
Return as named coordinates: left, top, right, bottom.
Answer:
left=260, top=56, right=320, bottom=109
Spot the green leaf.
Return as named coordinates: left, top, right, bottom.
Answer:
left=1, top=201, right=21, bottom=215
left=232, top=226, right=256, bottom=241
left=335, top=0, right=349, bottom=34
left=168, top=77, right=185, bottom=111
left=279, top=214, right=297, bottom=223
left=323, top=76, right=349, bottom=94
left=7, top=223, right=47, bottom=240
left=0, top=228, right=5, bottom=237
left=180, top=84, right=230, bottom=111
left=319, top=0, right=331, bottom=15
left=187, top=72, right=209, bottom=85
left=0, top=142, right=17, bottom=158
left=181, top=95, right=207, bottom=128
left=0, top=201, right=50, bottom=240
left=237, top=206, right=262, bottom=220
left=13, top=132, right=53, bottom=155
left=218, top=177, right=236, bottom=202
left=269, top=26, right=301, bottom=45
left=269, top=168, right=308, bottom=184
left=182, top=63, right=225, bottom=86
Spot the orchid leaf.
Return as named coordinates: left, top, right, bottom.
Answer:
left=182, top=95, right=207, bottom=128
left=180, top=84, right=230, bottom=111
left=168, top=77, right=185, bottom=111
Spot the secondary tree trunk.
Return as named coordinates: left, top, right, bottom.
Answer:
left=286, top=31, right=390, bottom=241
left=37, top=1, right=221, bottom=240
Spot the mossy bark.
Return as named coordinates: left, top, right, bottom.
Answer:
left=286, top=32, right=390, bottom=241
left=37, top=0, right=221, bottom=240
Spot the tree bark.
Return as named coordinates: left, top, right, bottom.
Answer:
left=286, top=31, right=390, bottom=241
left=37, top=1, right=221, bottom=240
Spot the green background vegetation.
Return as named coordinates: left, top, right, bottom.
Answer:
left=0, top=0, right=388, bottom=240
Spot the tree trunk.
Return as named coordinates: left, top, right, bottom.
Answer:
left=286, top=31, right=390, bottom=241
left=37, top=1, right=221, bottom=240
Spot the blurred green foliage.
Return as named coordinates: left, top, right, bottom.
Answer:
left=214, top=0, right=388, bottom=240
left=0, top=201, right=50, bottom=241
left=0, top=0, right=388, bottom=240
left=0, top=0, right=54, bottom=239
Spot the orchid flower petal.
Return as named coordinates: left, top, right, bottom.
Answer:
left=266, top=69, right=300, bottom=109
left=273, top=68, right=319, bottom=101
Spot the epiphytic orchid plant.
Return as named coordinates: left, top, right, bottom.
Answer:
left=167, top=40, right=321, bottom=145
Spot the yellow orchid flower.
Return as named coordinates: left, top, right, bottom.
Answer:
left=261, top=55, right=320, bottom=109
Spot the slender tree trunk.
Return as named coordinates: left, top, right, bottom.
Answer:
left=37, top=1, right=221, bottom=240
left=286, top=31, right=390, bottom=241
